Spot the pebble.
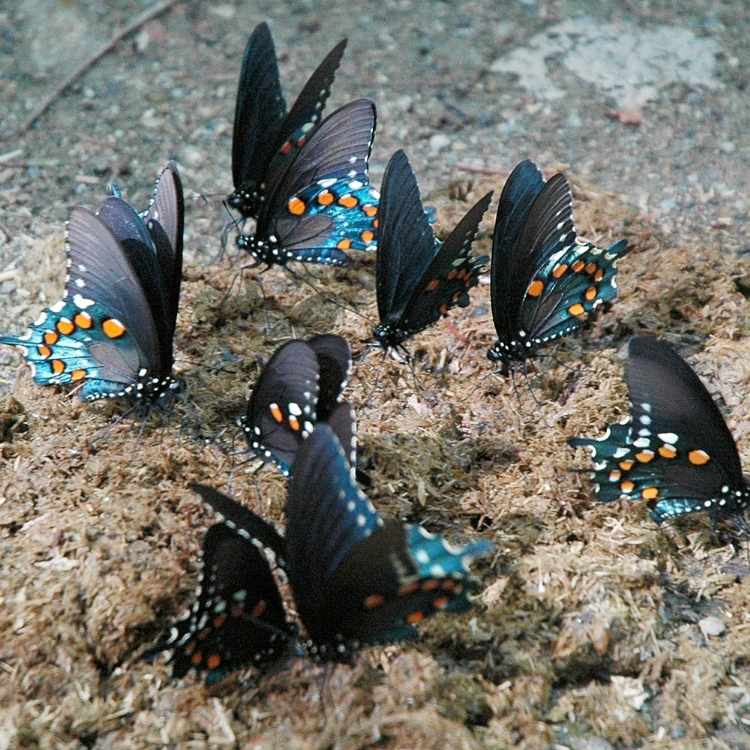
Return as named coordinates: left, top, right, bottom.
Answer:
left=719, top=140, right=736, bottom=154
left=699, top=616, right=725, bottom=637
left=429, top=133, right=451, bottom=153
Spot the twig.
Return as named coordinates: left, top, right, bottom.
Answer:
left=12, top=0, right=180, bottom=138
left=455, top=163, right=508, bottom=176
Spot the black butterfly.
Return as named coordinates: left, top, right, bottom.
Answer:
left=239, top=334, right=352, bottom=476
left=0, top=162, right=184, bottom=405
left=143, top=492, right=294, bottom=684
left=227, top=22, right=347, bottom=222
left=236, top=98, right=379, bottom=268
left=148, top=421, right=491, bottom=682
left=373, top=150, right=491, bottom=353
left=487, top=160, right=629, bottom=373
left=569, top=336, right=750, bottom=525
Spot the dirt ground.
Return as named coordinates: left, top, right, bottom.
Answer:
left=1, top=2, right=750, bottom=749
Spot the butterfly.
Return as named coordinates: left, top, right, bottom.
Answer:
left=239, top=334, right=352, bottom=476
left=373, top=149, right=491, bottom=353
left=143, top=494, right=294, bottom=684
left=236, top=98, right=380, bottom=268
left=0, top=162, right=184, bottom=406
left=148, top=421, right=491, bottom=681
left=487, top=159, right=629, bottom=373
left=227, top=21, right=347, bottom=222
left=569, top=336, right=750, bottom=525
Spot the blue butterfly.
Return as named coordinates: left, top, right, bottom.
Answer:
left=0, top=163, right=184, bottom=406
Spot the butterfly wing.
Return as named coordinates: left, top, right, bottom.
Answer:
left=142, top=161, right=184, bottom=341
left=241, top=340, right=320, bottom=475
left=286, top=424, right=492, bottom=654
left=490, top=160, right=546, bottom=344
left=256, top=99, right=379, bottom=266
left=323, top=402, right=357, bottom=472
left=144, top=524, right=290, bottom=684
left=1, top=208, right=165, bottom=400
left=307, top=333, right=351, bottom=420
left=569, top=336, right=748, bottom=523
left=375, top=150, right=436, bottom=328
left=191, top=483, right=287, bottom=567
left=397, top=191, right=492, bottom=339
left=231, top=22, right=287, bottom=206
left=263, top=38, right=348, bottom=186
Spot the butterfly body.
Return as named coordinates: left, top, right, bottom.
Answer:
left=228, top=22, right=347, bottom=222
left=488, top=160, right=628, bottom=373
left=236, top=98, right=379, bottom=268
left=373, top=150, right=491, bottom=352
left=569, top=336, right=750, bottom=525
left=1, top=164, right=184, bottom=407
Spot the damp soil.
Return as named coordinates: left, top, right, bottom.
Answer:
left=2, top=2, right=750, bottom=749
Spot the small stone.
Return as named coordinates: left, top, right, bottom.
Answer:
left=699, top=616, right=725, bottom=637
left=181, top=145, right=203, bottom=167
left=208, top=4, right=235, bottom=19
left=429, top=133, right=451, bottom=153
left=720, top=140, right=736, bottom=154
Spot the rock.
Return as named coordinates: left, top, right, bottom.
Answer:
left=699, top=615, right=725, bottom=637
left=429, top=133, right=451, bottom=153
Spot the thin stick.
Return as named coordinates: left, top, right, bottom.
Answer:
left=13, top=0, right=181, bottom=137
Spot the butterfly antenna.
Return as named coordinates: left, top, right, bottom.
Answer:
left=173, top=356, right=237, bottom=376
left=215, top=201, right=244, bottom=263
left=403, top=346, right=423, bottom=393
left=521, top=359, right=543, bottom=409
left=466, top=368, right=495, bottom=400
left=283, top=265, right=372, bottom=324
left=360, top=348, right=388, bottom=409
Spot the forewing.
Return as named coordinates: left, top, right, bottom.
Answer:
left=241, top=341, right=320, bottom=475
left=490, top=160, right=545, bottom=342
left=232, top=22, right=287, bottom=190
left=375, top=150, right=435, bottom=324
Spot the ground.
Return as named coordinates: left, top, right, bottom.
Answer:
left=1, top=1, right=750, bottom=749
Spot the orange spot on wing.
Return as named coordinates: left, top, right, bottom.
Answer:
left=658, top=445, right=677, bottom=459
left=51, top=359, right=65, bottom=375
left=642, top=487, right=659, bottom=500
left=288, top=197, right=306, bottom=215
left=527, top=279, right=544, bottom=297
left=595, top=269, right=605, bottom=282
left=71, top=369, right=86, bottom=382
left=213, top=614, right=227, bottom=628
left=426, top=279, right=440, bottom=292
left=635, top=450, right=654, bottom=463
left=74, top=311, right=93, bottom=329
left=398, top=581, right=420, bottom=596
left=441, top=580, right=456, bottom=591
left=191, top=651, right=203, bottom=666
left=288, top=415, right=301, bottom=431
left=439, top=304, right=449, bottom=316
left=360, top=230, right=374, bottom=243
left=102, top=318, right=126, bottom=339
left=37, top=344, right=52, bottom=359
left=251, top=600, right=267, bottom=619
left=568, top=303, right=585, bottom=317
left=43, top=331, right=59, bottom=346
left=421, top=579, right=440, bottom=591
left=363, top=204, right=377, bottom=217
left=585, top=286, right=597, bottom=301
left=337, top=239, right=352, bottom=250
left=317, top=190, right=334, bottom=206
left=688, top=449, right=710, bottom=465
left=619, top=459, right=635, bottom=471
left=552, top=263, right=568, bottom=278
left=269, top=404, right=283, bottom=423
left=364, top=594, right=385, bottom=609
left=433, top=596, right=450, bottom=609
left=585, top=262, right=598, bottom=275
left=279, top=141, right=293, bottom=155
left=207, top=654, right=221, bottom=670
left=373, top=219, right=379, bottom=228
left=406, top=611, right=425, bottom=625
left=338, top=195, right=358, bottom=208
left=572, top=260, right=586, bottom=272
left=620, top=480, right=635, bottom=493
left=608, top=470, right=621, bottom=482
left=56, top=318, right=75, bottom=335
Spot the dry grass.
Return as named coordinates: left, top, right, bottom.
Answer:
left=2, top=170, right=750, bottom=749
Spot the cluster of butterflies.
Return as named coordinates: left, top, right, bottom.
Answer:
left=2, top=22, right=749, bottom=684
